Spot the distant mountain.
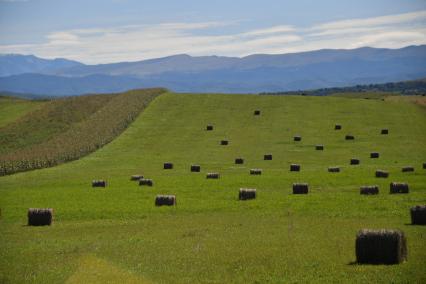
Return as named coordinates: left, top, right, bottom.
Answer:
left=0, top=54, right=83, bottom=77
left=1, top=45, right=426, bottom=94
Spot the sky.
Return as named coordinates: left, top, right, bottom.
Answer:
left=0, top=0, right=425, bottom=64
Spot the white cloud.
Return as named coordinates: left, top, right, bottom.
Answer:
left=0, top=10, right=425, bottom=64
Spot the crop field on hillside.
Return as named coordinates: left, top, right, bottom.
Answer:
left=0, top=92, right=425, bottom=283
left=0, top=96, right=45, bottom=128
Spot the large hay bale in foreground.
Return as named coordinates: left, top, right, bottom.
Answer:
left=423, top=162, right=426, bottom=169
left=360, top=186, right=379, bottom=195
left=381, top=129, right=389, bottom=135
left=139, top=178, right=153, bottom=186
left=355, top=229, right=407, bottom=264
left=206, top=125, right=214, bottom=131
left=335, top=124, right=342, bottom=130
left=350, top=158, right=360, bottom=165
left=345, top=135, right=355, bottom=140
left=264, top=154, right=273, bottom=160
left=206, top=172, right=220, bottom=179
left=92, top=180, right=107, bottom=187
left=250, top=168, right=262, bottom=175
left=315, top=145, right=324, bottom=151
left=235, top=158, right=244, bottom=164
left=220, top=140, right=229, bottom=145
left=290, top=164, right=300, bottom=171
left=293, top=183, right=308, bottom=194
left=370, top=152, right=379, bottom=158
left=239, top=188, right=256, bottom=200
left=402, top=166, right=414, bottom=172
left=155, top=195, right=176, bottom=206
left=191, top=165, right=201, bottom=172
left=328, top=167, right=340, bottom=173
left=254, top=110, right=261, bottom=115
left=294, top=135, right=302, bottom=142
left=410, top=205, right=426, bottom=225
left=130, top=175, right=143, bottom=181
left=163, top=162, right=173, bottom=169
left=28, top=208, right=53, bottom=226
left=375, top=170, right=389, bottom=178
left=390, top=182, right=408, bottom=194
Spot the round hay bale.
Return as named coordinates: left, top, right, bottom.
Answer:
left=355, top=229, right=407, bottom=264
left=389, top=182, right=408, bottom=194
left=27, top=208, right=53, bottom=226
left=360, top=186, right=379, bottom=195
left=350, top=158, right=360, bottom=165
left=293, top=183, right=308, bottom=194
left=220, top=140, right=229, bottom=145
left=345, top=135, right=355, bottom=140
left=163, top=162, right=173, bottom=169
left=155, top=195, right=176, bottom=206
left=410, top=205, right=426, bottom=225
left=239, top=188, right=256, bottom=200
left=130, top=175, right=143, bottom=181
left=294, top=135, right=302, bottom=142
left=328, top=167, right=340, bottom=173
left=206, top=125, right=214, bottom=131
left=250, top=168, right=262, bottom=175
left=381, top=129, right=389, bottom=135
left=290, top=164, right=300, bottom=172
left=139, top=178, right=153, bottom=186
left=191, top=165, right=201, bottom=172
left=206, top=172, right=220, bottom=179
left=254, top=110, right=261, bottom=115
left=235, top=158, right=244, bottom=164
left=92, top=180, right=107, bottom=187
left=335, top=124, right=342, bottom=130
left=402, top=166, right=414, bottom=172
left=315, top=145, right=324, bottom=151
left=264, top=154, right=273, bottom=160
left=375, top=170, right=389, bottom=178
left=423, top=162, right=426, bottom=169
left=370, top=152, right=379, bottom=158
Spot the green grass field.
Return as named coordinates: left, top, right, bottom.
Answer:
left=0, top=96, right=45, bottom=128
left=0, top=92, right=425, bottom=283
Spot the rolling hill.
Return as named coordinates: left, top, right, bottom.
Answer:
left=0, top=92, right=425, bottom=283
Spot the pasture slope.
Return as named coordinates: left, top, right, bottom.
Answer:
left=0, top=96, right=45, bottom=128
left=0, top=92, right=425, bottom=283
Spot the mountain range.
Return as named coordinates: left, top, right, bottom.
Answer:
left=1, top=45, right=426, bottom=96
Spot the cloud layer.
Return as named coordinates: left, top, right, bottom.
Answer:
left=1, top=10, right=425, bottom=64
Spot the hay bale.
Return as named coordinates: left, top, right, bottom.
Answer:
left=235, top=158, right=244, bottom=164
left=206, top=172, right=220, bottom=179
left=163, top=162, right=173, bottom=169
left=328, top=167, right=340, bottom=173
left=360, top=186, right=379, bottom=195
left=250, top=168, right=262, bottom=175
left=370, top=152, right=379, bottom=158
left=130, top=175, right=143, bottom=181
left=423, top=162, right=426, bottom=169
left=345, top=135, right=355, bottom=140
left=381, top=129, right=389, bottom=135
left=315, top=145, right=324, bottom=151
left=293, top=183, right=308, bottom=194
left=290, top=164, right=300, bottom=172
left=254, top=110, right=261, bottom=115
left=155, top=195, right=176, bottom=206
left=206, top=125, right=214, bottom=131
left=350, top=158, right=360, bottom=165
left=389, top=182, right=408, bottom=194
left=220, top=140, right=229, bottom=145
left=92, top=180, right=106, bottom=187
left=264, top=154, right=273, bottom=160
left=410, top=205, right=426, bottom=225
left=27, top=208, right=53, bottom=226
left=375, top=170, right=389, bottom=178
left=239, top=188, right=256, bottom=200
left=355, top=229, right=407, bottom=264
left=335, top=124, right=342, bottom=130
left=139, top=178, right=153, bottom=186
left=402, top=166, right=414, bottom=172
left=191, top=165, right=201, bottom=172
left=294, top=135, right=302, bottom=142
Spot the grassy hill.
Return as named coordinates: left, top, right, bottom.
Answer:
left=0, top=92, right=425, bottom=283
left=0, top=95, right=45, bottom=128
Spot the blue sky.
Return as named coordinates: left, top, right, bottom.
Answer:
left=1, top=0, right=425, bottom=63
